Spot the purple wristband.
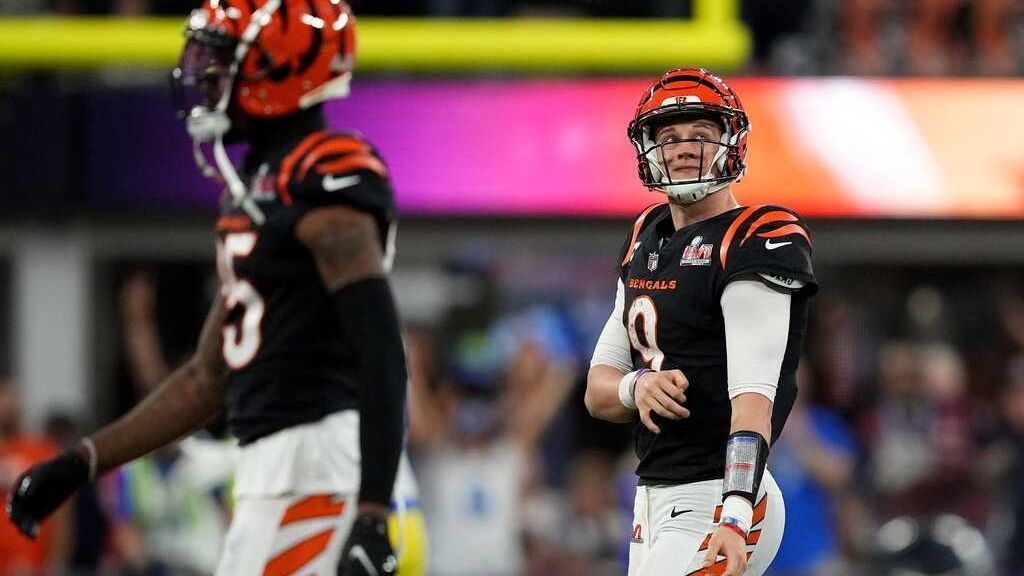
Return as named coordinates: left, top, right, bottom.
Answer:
left=631, top=368, right=653, bottom=398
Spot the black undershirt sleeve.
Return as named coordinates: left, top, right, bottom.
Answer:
left=330, top=277, right=407, bottom=506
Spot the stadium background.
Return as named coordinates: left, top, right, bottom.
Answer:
left=1, top=1, right=1023, bottom=575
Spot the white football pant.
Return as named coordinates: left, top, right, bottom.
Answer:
left=628, top=470, right=785, bottom=576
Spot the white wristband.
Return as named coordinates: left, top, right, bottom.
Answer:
left=721, top=495, right=753, bottom=535
left=618, top=372, right=637, bottom=409
left=618, top=369, right=650, bottom=410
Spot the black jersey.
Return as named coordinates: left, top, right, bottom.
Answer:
left=617, top=203, right=817, bottom=485
left=215, top=130, right=395, bottom=444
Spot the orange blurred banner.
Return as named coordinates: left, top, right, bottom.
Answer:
left=734, top=78, right=1024, bottom=218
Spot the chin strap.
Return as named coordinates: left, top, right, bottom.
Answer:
left=186, top=116, right=266, bottom=226
left=213, top=134, right=265, bottom=225
left=191, top=140, right=221, bottom=181
left=661, top=178, right=733, bottom=204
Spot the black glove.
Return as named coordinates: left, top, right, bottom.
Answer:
left=6, top=448, right=90, bottom=539
left=337, top=513, right=397, bottom=576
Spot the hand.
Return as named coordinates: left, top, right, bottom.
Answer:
left=6, top=449, right=90, bottom=539
left=634, top=369, right=689, bottom=433
left=702, top=523, right=748, bottom=576
left=337, top=513, right=397, bottom=576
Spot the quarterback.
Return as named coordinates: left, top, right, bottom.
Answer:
left=586, top=68, right=818, bottom=576
left=6, top=2, right=420, bottom=575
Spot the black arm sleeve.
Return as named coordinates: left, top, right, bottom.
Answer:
left=331, top=277, right=408, bottom=506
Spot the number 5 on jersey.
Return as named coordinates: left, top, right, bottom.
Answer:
left=216, top=233, right=265, bottom=369
left=627, top=295, right=665, bottom=371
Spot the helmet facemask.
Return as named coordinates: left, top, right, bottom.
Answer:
left=171, top=25, right=236, bottom=144
left=642, top=120, right=732, bottom=204
left=630, top=108, right=746, bottom=204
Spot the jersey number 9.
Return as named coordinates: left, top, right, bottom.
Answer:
left=627, top=295, right=664, bottom=371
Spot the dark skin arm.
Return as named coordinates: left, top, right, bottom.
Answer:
left=296, top=205, right=385, bottom=289
left=295, top=204, right=391, bottom=519
left=6, top=290, right=228, bottom=541
left=85, top=294, right=228, bottom=474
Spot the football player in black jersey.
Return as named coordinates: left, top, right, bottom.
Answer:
left=6, top=2, right=417, bottom=575
left=585, top=68, right=818, bottom=576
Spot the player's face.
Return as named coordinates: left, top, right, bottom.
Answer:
left=653, top=118, right=724, bottom=181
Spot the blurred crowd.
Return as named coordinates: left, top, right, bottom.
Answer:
left=2, top=0, right=1021, bottom=76
left=786, top=270, right=1024, bottom=576
left=745, top=0, right=1024, bottom=75
left=3, top=257, right=1024, bottom=576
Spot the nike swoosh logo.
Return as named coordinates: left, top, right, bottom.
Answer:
left=670, top=507, right=693, bottom=518
left=765, top=239, right=792, bottom=250
left=323, top=174, right=362, bottom=192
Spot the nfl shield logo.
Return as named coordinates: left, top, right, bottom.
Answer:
left=647, top=252, right=659, bottom=272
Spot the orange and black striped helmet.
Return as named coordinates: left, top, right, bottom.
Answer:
left=627, top=68, right=750, bottom=203
left=172, top=0, right=356, bottom=122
